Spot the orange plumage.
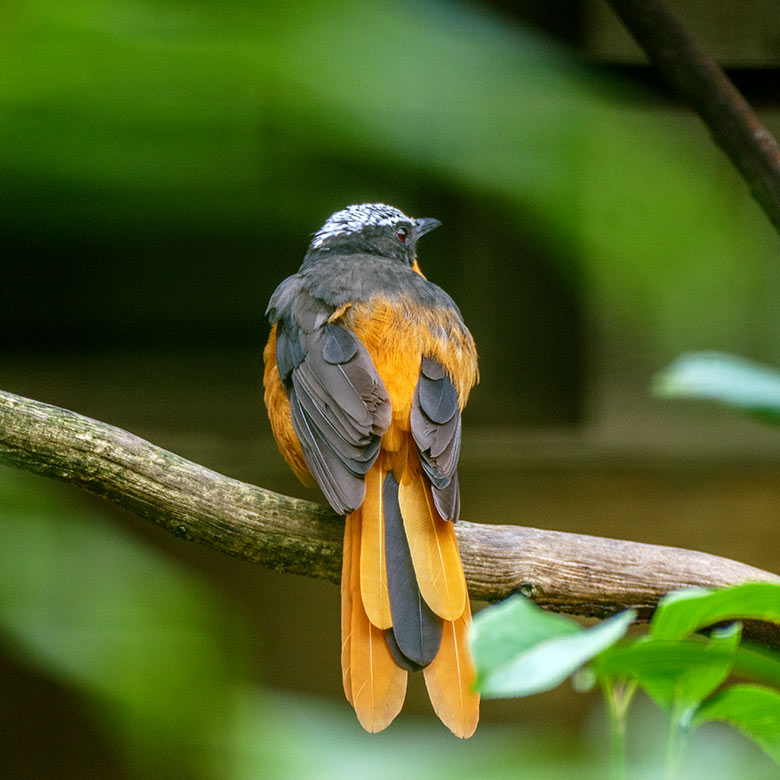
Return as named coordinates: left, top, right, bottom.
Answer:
left=263, top=325, right=309, bottom=485
left=344, top=506, right=408, bottom=732
left=263, top=203, right=479, bottom=737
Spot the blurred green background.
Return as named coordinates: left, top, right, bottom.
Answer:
left=3, top=0, right=780, bottom=777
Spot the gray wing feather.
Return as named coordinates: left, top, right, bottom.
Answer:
left=289, top=394, right=366, bottom=511
left=416, top=358, right=458, bottom=424
left=410, top=358, right=463, bottom=522
left=323, top=325, right=358, bottom=364
left=277, top=315, right=391, bottom=515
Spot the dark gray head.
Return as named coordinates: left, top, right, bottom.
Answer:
left=306, top=203, right=441, bottom=266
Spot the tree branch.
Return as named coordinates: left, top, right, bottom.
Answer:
left=1, top=387, right=778, bottom=644
left=606, top=0, right=780, bottom=236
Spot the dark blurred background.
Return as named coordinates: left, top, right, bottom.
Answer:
left=2, top=0, right=780, bottom=777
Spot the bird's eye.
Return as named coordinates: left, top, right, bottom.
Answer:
left=396, top=227, right=409, bottom=243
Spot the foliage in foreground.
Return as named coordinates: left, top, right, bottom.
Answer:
left=471, top=583, right=780, bottom=778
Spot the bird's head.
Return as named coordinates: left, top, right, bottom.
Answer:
left=306, top=203, right=440, bottom=267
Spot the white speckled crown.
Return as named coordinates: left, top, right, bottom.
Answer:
left=310, top=203, right=411, bottom=249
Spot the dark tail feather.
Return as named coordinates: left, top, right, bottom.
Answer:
left=384, top=628, right=425, bottom=673
left=383, top=471, right=442, bottom=667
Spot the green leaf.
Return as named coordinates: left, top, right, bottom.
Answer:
left=693, top=685, right=780, bottom=764
left=674, top=625, right=742, bottom=713
left=593, top=626, right=740, bottom=713
left=651, top=583, right=780, bottom=641
left=653, top=352, right=780, bottom=423
left=733, top=644, right=780, bottom=689
left=470, top=595, right=635, bottom=698
left=470, top=595, right=581, bottom=677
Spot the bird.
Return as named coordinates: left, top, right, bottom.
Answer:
left=263, top=203, right=480, bottom=737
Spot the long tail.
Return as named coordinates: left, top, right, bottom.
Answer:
left=340, top=453, right=479, bottom=737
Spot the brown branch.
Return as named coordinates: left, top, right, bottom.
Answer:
left=1, top=387, right=779, bottom=645
left=606, top=0, right=780, bottom=236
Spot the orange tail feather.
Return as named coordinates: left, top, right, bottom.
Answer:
left=398, top=470, right=467, bottom=621
left=359, top=463, right=392, bottom=629
left=341, top=510, right=360, bottom=705
left=343, top=495, right=407, bottom=732
left=423, top=599, right=480, bottom=739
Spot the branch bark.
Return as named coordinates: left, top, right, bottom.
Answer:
left=1, top=387, right=778, bottom=645
left=606, top=0, right=780, bottom=236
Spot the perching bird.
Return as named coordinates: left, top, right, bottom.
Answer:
left=263, top=203, right=479, bottom=737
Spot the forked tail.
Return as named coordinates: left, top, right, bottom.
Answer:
left=341, top=457, right=479, bottom=738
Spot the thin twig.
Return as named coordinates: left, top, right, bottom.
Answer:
left=607, top=0, right=780, bottom=235
left=1, top=387, right=778, bottom=645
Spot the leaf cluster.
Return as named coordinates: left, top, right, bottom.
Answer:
left=471, top=583, right=780, bottom=771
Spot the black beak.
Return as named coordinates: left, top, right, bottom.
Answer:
left=415, top=217, right=441, bottom=238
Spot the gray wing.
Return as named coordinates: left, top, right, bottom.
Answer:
left=410, top=357, right=462, bottom=521
left=274, top=299, right=392, bottom=515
